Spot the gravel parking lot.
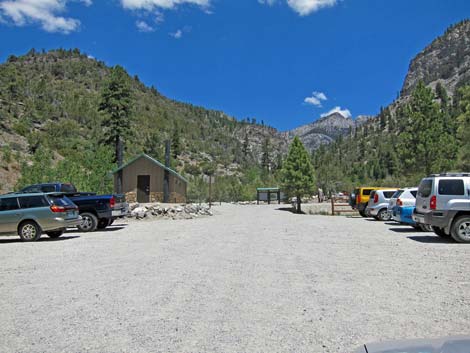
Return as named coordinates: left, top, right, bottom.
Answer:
left=1, top=203, right=470, bottom=353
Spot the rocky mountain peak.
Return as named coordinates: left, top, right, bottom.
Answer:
left=401, top=19, right=470, bottom=96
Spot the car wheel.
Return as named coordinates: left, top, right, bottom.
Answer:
left=419, top=224, right=433, bottom=232
left=97, top=218, right=110, bottom=230
left=18, top=221, right=42, bottom=242
left=450, top=216, right=470, bottom=243
left=432, top=226, right=451, bottom=238
left=359, top=210, right=367, bottom=217
left=377, top=209, right=390, bottom=221
left=77, top=212, right=98, bottom=232
left=46, top=230, right=64, bottom=238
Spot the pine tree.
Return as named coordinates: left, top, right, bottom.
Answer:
left=457, top=86, right=470, bottom=170
left=281, top=137, right=316, bottom=213
left=261, top=137, right=271, bottom=172
left=397, top=81, right=456, bottom=176
left=171, top=127, right=181, bottom=160
left=99, top=65, right=133, bottom=167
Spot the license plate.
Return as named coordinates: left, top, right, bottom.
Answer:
left=112, top=210, right=123, bottom=217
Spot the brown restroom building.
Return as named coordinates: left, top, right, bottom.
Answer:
left=112, top=153, right=188, bottom=203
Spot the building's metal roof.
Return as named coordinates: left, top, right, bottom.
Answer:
left=111, top=153, right=189, bottom=184
left=256, top=187, right=280, bottom=191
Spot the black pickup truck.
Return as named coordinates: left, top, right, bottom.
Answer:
left=18, top=183, right=128, bottom=232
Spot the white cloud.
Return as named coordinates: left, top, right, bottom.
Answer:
left=169, top=28, right=182, bottom=38
left=258, top=0, right=277, bottom=5
left=136, top=19, right=154, bottom=32
left=287, top=0, right=337, bottom=15
left=121, top=0, right=210, bottom=11
left=259, top=0, right=337, bottom=16
left=304, top=91, right=327, bottom=107
left=320, top=106, right=351, bottom=118
left=0, top=0, right=91, bottom=34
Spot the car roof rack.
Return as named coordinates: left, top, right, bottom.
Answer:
left=428, top=172, right=470, bottom=177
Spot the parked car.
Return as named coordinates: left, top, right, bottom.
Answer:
left=354, top=335, right=470, bottom=353
left=365, top=189, right=398, bottom=221
left=387, top=189, right=404, bottom=219
left=0, top=193, right=81, bottom=242
left=353, top=186, right=398, bottom=217
left=18, top=183, right=128, bottom=232
left=391, top=187, right=419, bottom=228
left=414, top=173, right=470, bottom=242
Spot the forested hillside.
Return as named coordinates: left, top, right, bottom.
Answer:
left=313, top=20, right=470, bottom=194
left=0, top=48, right=288, bottom=199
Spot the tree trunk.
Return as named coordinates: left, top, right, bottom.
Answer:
left=296, top=194, right=301, bottom=213
left=116, top=136, right=124, bottom=194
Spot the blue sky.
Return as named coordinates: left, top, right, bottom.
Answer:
left=0, top=0, right=469, bottom=131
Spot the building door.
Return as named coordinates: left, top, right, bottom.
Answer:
left=137, top=175, right=150, bottom=203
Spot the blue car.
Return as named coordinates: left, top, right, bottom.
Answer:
left=391, top=187, right=419, bottom=227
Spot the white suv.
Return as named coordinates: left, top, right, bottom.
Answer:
left=414, top=173, right=470, bottom=242
left=366, top=189, right=397, bottom=221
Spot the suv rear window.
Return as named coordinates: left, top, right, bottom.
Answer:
left=362, top=189, right=373, bottom=196
left=383, top=191, right=395, bottom=198
left=438, top=179, right=465, bottom=195
left=418, top=180, right=433, bottom=198
left=48, top=195, right=75, bottom=207
left=0, top=197, right=19, bottom=211
left=19, top=196, right=49, bottom=209
left=410, top=190, right=417, bottom=198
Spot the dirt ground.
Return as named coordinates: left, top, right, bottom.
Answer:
left=0, top=203, right=469, bottom=353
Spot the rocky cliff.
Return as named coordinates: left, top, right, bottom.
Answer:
left=401, top=19, right=470, bottom=96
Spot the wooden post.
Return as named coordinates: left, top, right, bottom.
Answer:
left=268, top=191, right=271, bottom=205
left=278, top=190, right=281, bottom=204
left=257, top=190, right=259, bottom=205
left=331, top=197, right=335, bottom=216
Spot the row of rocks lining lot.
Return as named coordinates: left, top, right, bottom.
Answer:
left=128, top=203, right=214, bottom=220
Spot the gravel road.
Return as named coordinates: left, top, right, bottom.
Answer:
left=1, top=204, right=469, bottom=353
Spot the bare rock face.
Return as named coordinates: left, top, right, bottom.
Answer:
left=401, top=19, right=470, bottom=97
left=284, top=112, right=370, bottom=153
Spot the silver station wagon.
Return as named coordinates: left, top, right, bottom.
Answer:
left=0, top=193, right=82, bottom=242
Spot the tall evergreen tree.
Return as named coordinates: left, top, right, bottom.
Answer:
left=281, top=137, right=316, bottom=213
left=261, top=137, right=271, bottom=172
left=171, top=127, right=181, bottom=160
left=397, top=81, right=456, bottom=176
left=99, top=65, right=133, bottom=167
left=457, top=86, right=470, bottom=170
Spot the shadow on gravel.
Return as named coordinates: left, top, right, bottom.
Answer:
left=407, top=236, right=456, bottom=244
left=276, top=207, right=305, bottom=215
left=389, top=227, right=420, bottom=233
left=68, top=226, right=126, bottom=234
left=0, top=236, right=80, bottom=244
left=385, top=222, right=409, bottom=226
